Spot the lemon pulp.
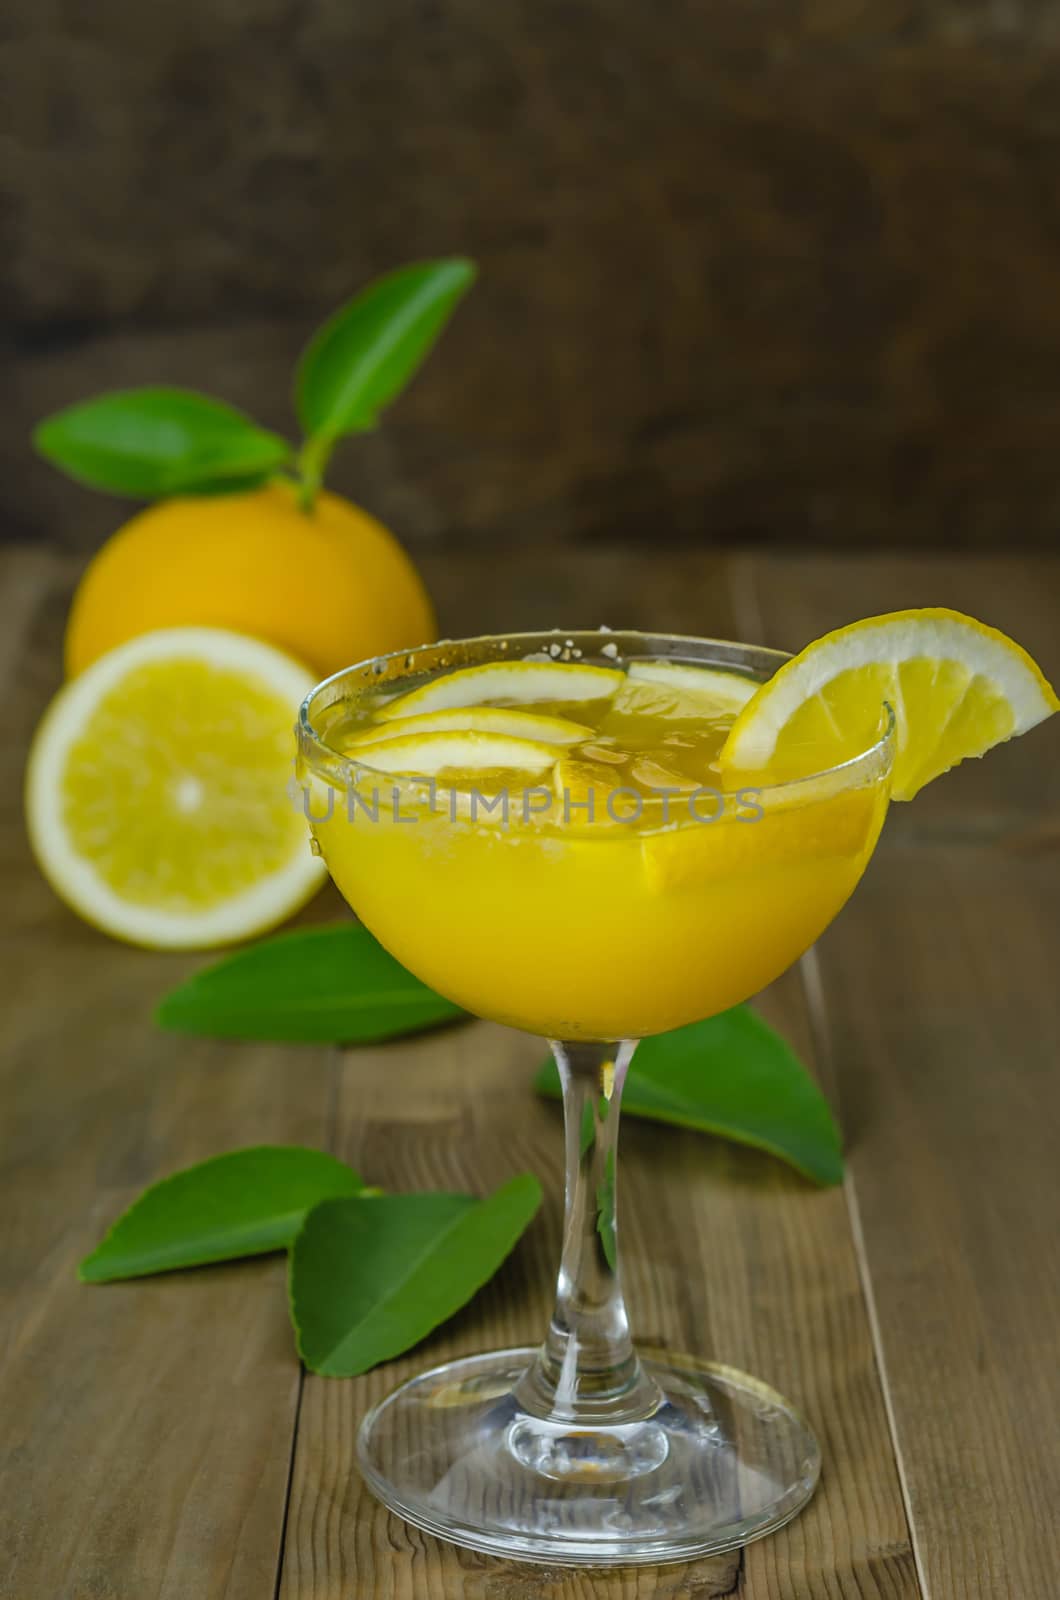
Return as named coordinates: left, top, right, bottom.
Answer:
left=63, top=658, right=301, bottom=909
left=27, top=628, right=324, bottom=948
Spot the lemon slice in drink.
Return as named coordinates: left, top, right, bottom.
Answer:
left=352, top=730, right=560, bottom=776
left=25, top=627, right=325, bottom=949
left=606, top=659, right=757, bottom=728
left=628, top=659, right=758, bottom=709
left=347, top=705, right=592, bottom=747
left=551, top=755, right=631, bottom=827
left=376, top=659, right=623, bottom=719
left=719, top=609, right=1058, bottom=801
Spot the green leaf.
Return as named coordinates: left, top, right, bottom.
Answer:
left=156, top=922, right=465, bottom=1043
left=34, top=387, right=292, bottom=498
left=289, top=1173, right=542, bottom=1376
left=534, top=1007, right=843, bottom=1186
left=296, top=258, right=477, bottom=442
left=79, top=1146, right=362, bottom=1282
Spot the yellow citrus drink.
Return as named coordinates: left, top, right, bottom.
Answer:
left=294, top=620, right=1052, bottom=1570
left=298, top=635, right=892, bottom=1039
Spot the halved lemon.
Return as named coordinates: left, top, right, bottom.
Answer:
left=346, top=705, right=592, bottom=747
left=720, top=609, right=1058, bottom=801
left=25, top=627, right=325, bottom=949
left=376, top=659, right=623, bottom=719
left=352, top=730, right=559, bottom=776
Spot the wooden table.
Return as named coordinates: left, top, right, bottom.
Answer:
left=2, top=546, right=1057, bottom=1599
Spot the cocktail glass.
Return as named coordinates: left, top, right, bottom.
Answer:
left=296, top=629, right=895, bottom=1566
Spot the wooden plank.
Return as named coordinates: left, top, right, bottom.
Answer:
left=422, top=546, right=737, bottom=639
left=279, top=556, right=918, bottom=1597
left=10, top=6, right=1060, bottom=553
left=807, top=847, right=1060, bottom=1599
left=747, top=555, right=1060, bottom=1598
left=0, top=547, right=340, bottom=1599
left=20, top=544, right=1037, bottom=1594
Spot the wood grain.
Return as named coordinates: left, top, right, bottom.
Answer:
left=3, top=544, right=1056, bottom=1597
left=810, top=847, right=1060, bottom=1600
left=9, top=2, right=1060, bottom=551
left=0, top=548, right=339, bottom=1599
left=746, top=554, right=1060, bottom=1599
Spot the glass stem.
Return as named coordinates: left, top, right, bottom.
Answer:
left=515, top=1039, right=662, bottom=1426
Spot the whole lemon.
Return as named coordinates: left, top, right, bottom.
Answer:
left=64, top=482, right=436, bottom=680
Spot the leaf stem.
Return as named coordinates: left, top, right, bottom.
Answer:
left=296, top=433, right=335, bottom=512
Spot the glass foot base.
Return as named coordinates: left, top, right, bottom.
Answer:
left=357, top=1346, right=821, bottom=1567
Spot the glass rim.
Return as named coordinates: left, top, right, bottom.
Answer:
left=297, top=627, right=897, bottom=802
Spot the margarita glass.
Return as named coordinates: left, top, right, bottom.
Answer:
left=296, top=629, right=895, bottom=1566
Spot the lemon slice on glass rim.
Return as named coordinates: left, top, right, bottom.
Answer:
left=719, top=608, right=1058, bottom=801
left=25, top=627, right=325, bottom=949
